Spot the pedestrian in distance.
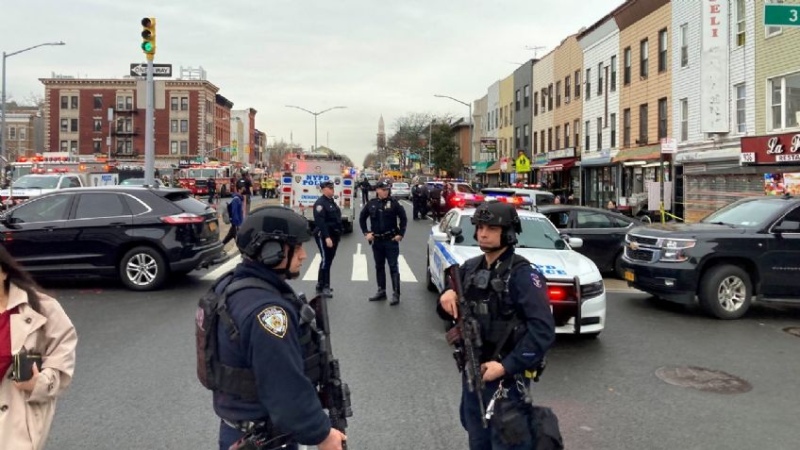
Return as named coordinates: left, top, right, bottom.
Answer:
left=437, top=201, right=557, bottom=450
left=429, top=183, right=444, bottom=221
left=359, top=180, right=407, bottom=305
left=222, top=179, right=247, bottom=249
left=260, top=177, right=269, bottom=199
left=358, top=176, right=371, bottom=207
left=0, top=245, right=78, bottom=450
left=199, top=206, right=347, bottom=450
left=208, top=176, right=217, bottom=205
left=313, top=180, right=343, bottom=298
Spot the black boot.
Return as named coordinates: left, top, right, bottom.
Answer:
left=368, top=289, right=387, bottom=302
left=390, top=273, right=401, bottom=305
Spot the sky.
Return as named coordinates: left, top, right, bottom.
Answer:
left=3, top=0, right=624, bottom=166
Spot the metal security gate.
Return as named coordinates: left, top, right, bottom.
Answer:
left=683, top=162, right=763, bottom=222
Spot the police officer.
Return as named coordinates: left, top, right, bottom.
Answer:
left=313, top=180, right=342, bottom=298
left=211, top=206, right=346, bottom=450
left=437, top=201, right=555, bottom=449
left=359, top=180, right=407, bottom=305
left=358, top=176, right=371, bottom=207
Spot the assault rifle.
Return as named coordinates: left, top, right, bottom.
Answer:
left=308, top=293, right=352, bottom=448
left=446, top=264, right=488, bottom=428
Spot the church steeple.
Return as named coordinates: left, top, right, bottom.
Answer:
left=377, top=115, right=386, bottom=149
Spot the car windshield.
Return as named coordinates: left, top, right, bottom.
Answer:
left=701, top=199, right=787, bottom=228
left=12, top=176, right=60, bottom=189
left=458, top=215, right=565, bottom=250
left=393, top=183, right=409, bottom=188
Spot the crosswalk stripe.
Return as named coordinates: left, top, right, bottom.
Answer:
left=201, top=255, right=241, bottom=281
left=352, top=252, right=370, bottom=281
left=397, top=255, right=418, bottom=282
left=301, top=254, right=321, bottom=281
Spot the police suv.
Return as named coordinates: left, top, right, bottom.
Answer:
left=426, top=201, right=606, bottom=337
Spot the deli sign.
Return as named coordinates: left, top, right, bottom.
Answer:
left=740, top=132, right=800, bottom=165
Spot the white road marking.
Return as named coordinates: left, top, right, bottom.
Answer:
left=301, top=253, right=321, bottom=281
left=201, top=255, right=241, bottom=280
left=397, top=255, right=418, bottom=282
left=352, top=244, right=370, bottom=281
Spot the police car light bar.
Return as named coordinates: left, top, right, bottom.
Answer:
left=480, top=195, right=532, bottom=208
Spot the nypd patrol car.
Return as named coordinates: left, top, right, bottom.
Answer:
left=426, top=206, right=606, bottom=337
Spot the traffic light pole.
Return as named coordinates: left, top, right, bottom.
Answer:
left=144, top=58, right=155, bottom=186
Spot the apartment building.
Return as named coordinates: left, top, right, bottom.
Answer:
left=40, top=77, right=236, bottom=167
left=670, top=1, right=757, bottom=222
left=231, top=108, right=258, bottom=165
left=546, top=33, right=584, bottom=199
left=579, top=12, right=622, bottom=208
left=612, top=0, right=672, bottom=211
left=532, top=49, right=556, bottom=178
left=2, top=104, right=43, bottom=159
left=483, top=81, right=502, bottom=184
left=513, top=60, right=534, bottom=183
left=498, top=74, right=515, bottom=182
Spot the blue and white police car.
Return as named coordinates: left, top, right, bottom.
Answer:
left=426, top=205, right=606, bottom=337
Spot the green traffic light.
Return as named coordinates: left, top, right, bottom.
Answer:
left=142, top=42, right=154, bottom=52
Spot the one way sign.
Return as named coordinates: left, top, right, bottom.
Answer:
left=129, top=63, right=173, bottom=77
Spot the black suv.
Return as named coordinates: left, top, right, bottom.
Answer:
left=0, top=186, right=224, bottom=291
left=621, top=195, right=800, bottom=319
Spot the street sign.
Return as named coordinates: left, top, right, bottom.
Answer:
left=129, top=63, right=173, bottom=77
left=764, top=3, right=800, bottom=27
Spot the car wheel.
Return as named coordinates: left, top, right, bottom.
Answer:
left=698, top=264, right=752, bottom=319
left=426, top=252, right=437, bottom=292
left=119, top=246, right=168, bottom=291
left=613, top=251, right=626, bottom=279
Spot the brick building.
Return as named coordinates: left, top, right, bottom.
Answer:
left=40, top=77, right=239, bottom=167
left=2, top=103, right=43, bottom=159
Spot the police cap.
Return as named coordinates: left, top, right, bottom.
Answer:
left=375, top=180, right=390, bottom=190
left=319, top=180, right=335, bottom=189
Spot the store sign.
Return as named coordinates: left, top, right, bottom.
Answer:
left=480, top=138, right=497, bottom=152
left=660, top=138, right=677, bottom=154
left=701, top=0, right=730, bottom=132
left=546, top=147, right=575, bottom=160
left=741, top=132, right=800, bottom=165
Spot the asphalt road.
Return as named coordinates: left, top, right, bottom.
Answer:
left=42, top=199, right=800, bottom=449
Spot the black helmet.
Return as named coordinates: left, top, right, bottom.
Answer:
left=236, top=206, right=312, bottom=274
left=471, top=201, right=522, bottom=247
left=236, top=178, right=247, bottom=190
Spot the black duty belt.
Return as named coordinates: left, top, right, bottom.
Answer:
left=373, top=232, right=396, bottom=240
left=222, top=418, right=267, bottom=433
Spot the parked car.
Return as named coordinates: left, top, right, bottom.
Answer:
left=622, top=195, right=800, bottom=319
left=427, top=206, right=606, bottom=337
left=120, top=177, right=165, bottom=187
left=391, top=182, right=411, bottom=199
left=0, top=186, right=224, bottom=291
left=0, top=173, right=85, bottom=209
left=539, top=205, right=642, bottom=278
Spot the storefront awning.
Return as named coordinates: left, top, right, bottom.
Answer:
left=485, top=160, right=503, bottom=175
left=580, top=154, right=613, bottom=167
left=611, top=144, right=661, bottom=163
left=540, top=157, right=577, bottom=173
left=471, top=160, right=495, bottom=174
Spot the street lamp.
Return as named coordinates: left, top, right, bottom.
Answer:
left=434, top=94, right=473, bottom=178
left=1, top=41, right=66, bottom=172
left=285, top=105, right=347, bottom=151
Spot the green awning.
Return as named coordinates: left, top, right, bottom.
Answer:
left=472, top=160, right=495, bottom=174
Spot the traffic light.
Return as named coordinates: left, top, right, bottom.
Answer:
left=141, top=17, right=156, bottom=58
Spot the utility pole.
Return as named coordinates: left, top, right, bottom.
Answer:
left=140, top=17, right=157, bottom=186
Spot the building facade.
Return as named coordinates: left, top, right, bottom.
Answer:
left=40, top=77, right=236, bottom=167
left=2, top=103, right=42, bottom=159
left=231, top=108, right=258, bottom=165
left=580, top=15, right=622, bottom=208
left=513, top=60, right=534, bottom=184
left=532, top=49, right=556, bottom=178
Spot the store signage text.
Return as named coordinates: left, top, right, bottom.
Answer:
left=741, top=132, right=800, bottom=165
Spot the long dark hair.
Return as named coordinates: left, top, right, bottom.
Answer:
left=0, top=245, right=42, bottom=313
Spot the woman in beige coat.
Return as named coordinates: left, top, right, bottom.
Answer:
left=0, top=246, right=77, bottom=450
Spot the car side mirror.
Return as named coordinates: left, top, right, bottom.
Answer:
left=774, top=220, right=800, bottom=233
left=568, top=237, right=583, bottom=249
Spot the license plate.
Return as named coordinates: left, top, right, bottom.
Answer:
left=208, top=221, right=218, bottom=232
left=624, top=270, right=635, bottom=282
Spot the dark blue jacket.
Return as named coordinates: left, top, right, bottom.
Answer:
left=213, top=260, right=330, bottom=445
left=359, top=196, right=407, bottom=237
left=229, top=193, right=244, bottom=227
left=313, top=194, right=342, bottom=239
left=437, top=247, right=555, bottom=375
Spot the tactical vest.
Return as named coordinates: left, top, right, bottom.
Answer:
left=462, top=254, right=531, bottom=363
left=195, top=272, right=324, bottom=401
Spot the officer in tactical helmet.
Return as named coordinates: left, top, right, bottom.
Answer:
left=208, top=206, right=346, bottom=450
left=437, top=201, right=555, bottom=449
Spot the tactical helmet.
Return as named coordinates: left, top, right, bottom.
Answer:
left=236, top=206, right=312, bottom=272
left=470, top=201, right=522, bottom=247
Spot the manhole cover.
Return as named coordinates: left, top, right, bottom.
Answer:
left=784, top=327, right=800, bottom=338
left=655, top=366, right=752, bottom=394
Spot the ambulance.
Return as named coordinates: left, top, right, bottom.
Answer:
left=280, top=153, right=356, bottom=233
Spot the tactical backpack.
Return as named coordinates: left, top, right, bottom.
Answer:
left=195, top=272, right=279, bottom=400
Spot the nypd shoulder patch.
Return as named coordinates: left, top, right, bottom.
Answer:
left=316, top=205, right=323, bottom=212
left=530, top=272, right=543, bottom=288
left=257, top=306, right=288, bottom=338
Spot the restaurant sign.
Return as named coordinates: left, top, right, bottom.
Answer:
left=740, top=132, right=800, bottom=165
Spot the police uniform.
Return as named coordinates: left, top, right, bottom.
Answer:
left=437, top=203, right=556, bottom=450
left=313, top=181, right=343, bottom=297
left=358, top=181, right=407, bottom=305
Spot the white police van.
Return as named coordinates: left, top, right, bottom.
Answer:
left=426, top=202, right=606, bottom=337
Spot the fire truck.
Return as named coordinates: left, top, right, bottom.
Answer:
left=176, top=162, right=235, bottom=197
left=280, top=153, right=356, bottom=233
